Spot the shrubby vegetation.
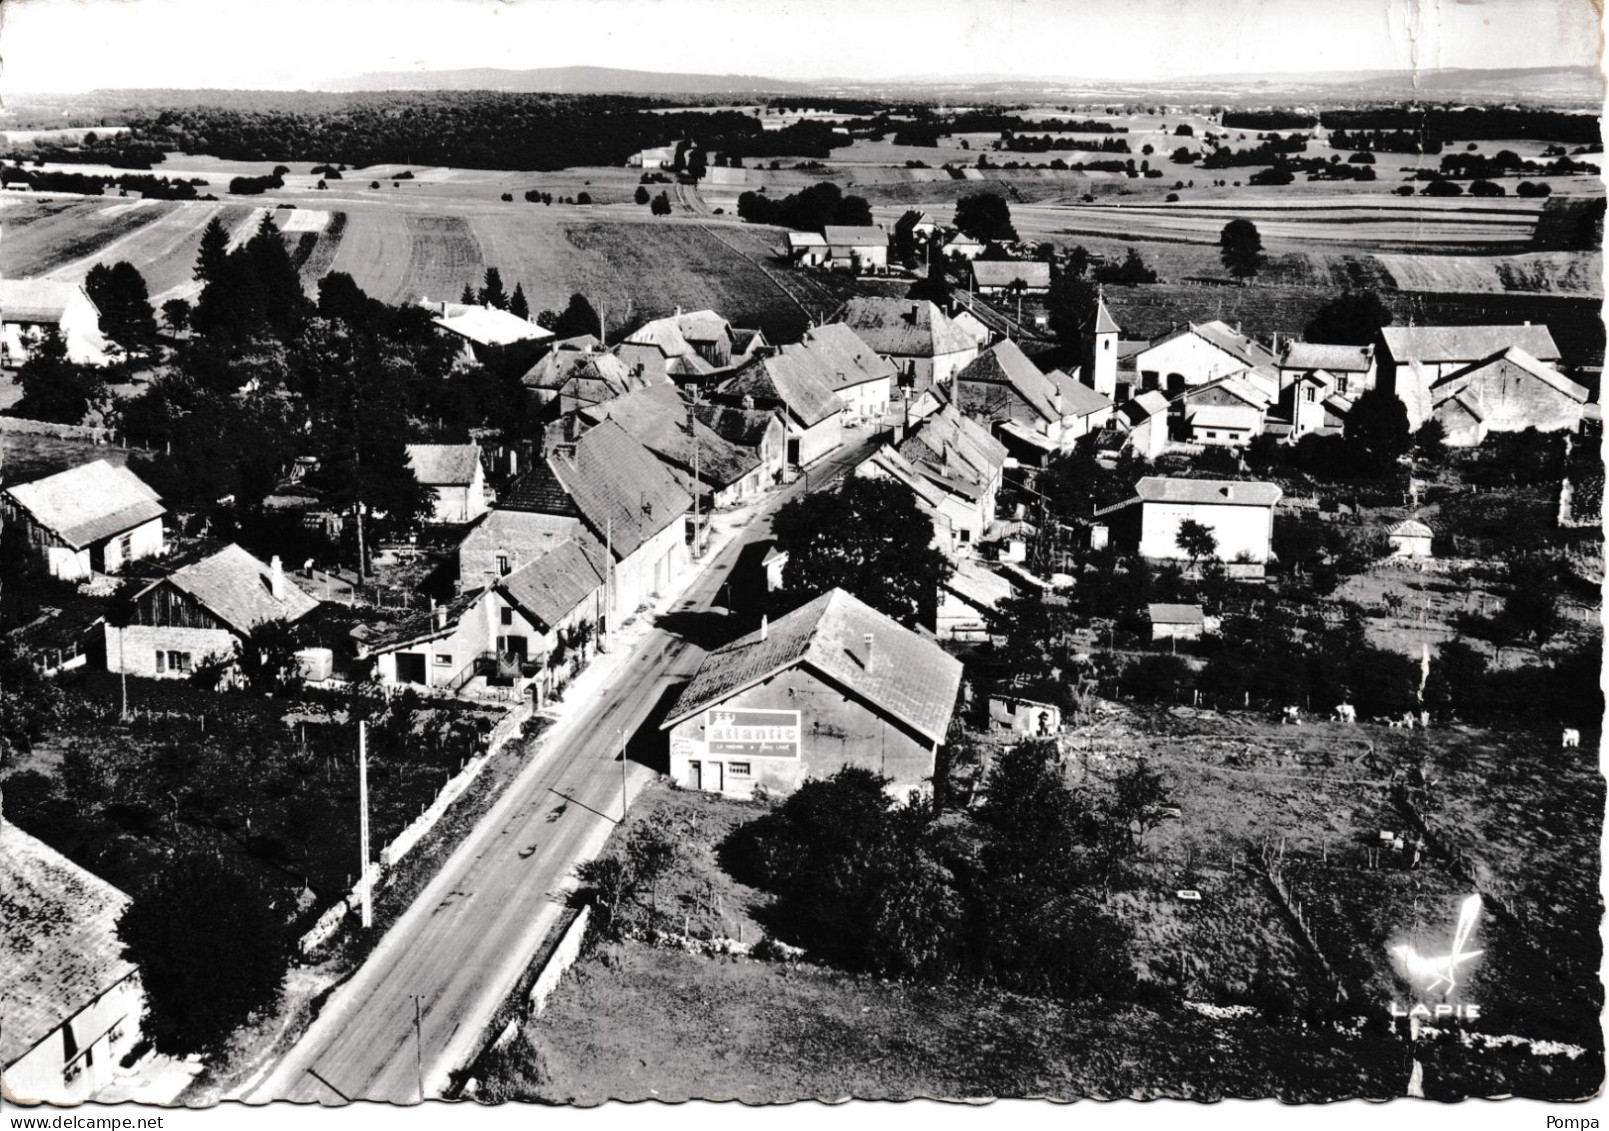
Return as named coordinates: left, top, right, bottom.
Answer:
left=736, top=180, right=871, bottom=231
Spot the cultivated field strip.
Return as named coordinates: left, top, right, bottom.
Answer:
left=400, top=215, right=485, bottom=304
left=1376, top=250, right=1603, bottom=296
left=326, top=207, right=416, bottom=304
left=0, top=197, right=169, bottom=277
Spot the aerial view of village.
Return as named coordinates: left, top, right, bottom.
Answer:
left=0, top=0, right=1602, bottom=1118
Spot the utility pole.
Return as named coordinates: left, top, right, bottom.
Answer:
left=603, top=516, right=614, bottom=649
left=412, top=994, right=425, bottom=1103
left=358, top=720, right=372, bottom=930
left=620, top=728, right=628, bottom=821
left=687, top=403, right=700, bottom=558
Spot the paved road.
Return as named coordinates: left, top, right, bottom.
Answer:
left=246, top=436, right=881, bottom=1104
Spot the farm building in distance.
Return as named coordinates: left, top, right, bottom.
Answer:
left=1389, top=519, right=1435, bottom=558
left=426, top=300, right=553, bottom=373
left=104, top=545, right=321, bottom=680
left=968, top=260, right=1051, bottom=294
left=1134, top=320, right=1278, bottom=394
left=2, top=461, right=165, bottom=581
left=407, top=444, right=490, bottom=524
left=1427, top=347, right=1590, bottom=445
left=1096, top=477, right=1281, bottom=579
left=661, top=588, right=963, bottom=800
left=822, top=226, right=889, bottom=271
left=0, top=820, right=145, bottom=1104
left=1149, top=602, right=1206, bottom=642
left=0, top=279, right=109, bottom=366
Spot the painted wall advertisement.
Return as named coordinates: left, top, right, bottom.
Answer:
left=706, top=709, right=801, bottom=759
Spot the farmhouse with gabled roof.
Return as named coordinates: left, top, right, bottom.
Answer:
left=2, top=460, right=165, bottom=581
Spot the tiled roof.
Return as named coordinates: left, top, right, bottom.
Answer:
left=498, top=537, right=606, bottom=633
left=0, top=824, right=135, bottom=1069
left=458, top=509, right=585, bottom=580
left=693, top=401, right=782, bottom=448
left=1280, top=341, right=1375, bottom=372
left=406, top=444, right=481, bottom=487
left=1185, top=403, right=1259, bottom=430
left=1380, top=324, right=1560, bottom=364
left=784, top=322, right=898, bottom=392
left=956, top=340, right=1108, bottom=426
left=363, top=586, right=485, bottom=653
left=520, top=346, right=639, bottom=394
left=969, top=260, right=1051, bottom=289
left=677, top=310, right=733, bottom=344
left=663, top=588, right=963, bottom=745
left=944, top=559, right=1014, bottom=610
left=0, top=279, right=95, bottom=325
left=1391, top=519, right=1434, bottom=538
left=1431, top=346, right=1588, bottom=404
left=832, top=298, right=977, bottom=359
left=152, top=544, right=320, bottom=635
left=430, top=303, right=552, bottom=347
left=718, top=355, right=844, bottom=428
left=505, top=419, right=691, bottom=561
left=1090, top=294, right=1120, bottom=335
left=856, top=444, right=951, bottom=513
left=897, top=402, right=1007, bottom=502
left=1119, top=390, right=1170, bottom=423
left=787, top=231, right=827, bottom=247
left=944, top=232, right=984, bottom=249
left=823, top=226, right=888, bottom=248
left=1148, top=602, right=1204, bottom=625
left=1190, top=320, right=1276, bottom=367
left=1136, top=476, right=1281, bottom=507
left=4, top=460, right=164, bottom=550
left=894, top=210, right=936, bottom=235
left=583, top=385, right=760, bottom=491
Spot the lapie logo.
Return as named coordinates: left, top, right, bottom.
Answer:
left=1388, top=894, right=1484, bottom=1021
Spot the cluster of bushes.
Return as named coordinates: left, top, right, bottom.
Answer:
left=998, top=135, right=1130, bottom=154
left=712, top=755, right=1165, bottom=1001
left=1328, top=129, right=1444, bottom=156
left=1221, top=110, right=1318, bottom=130
left=736, top=180, right=871, bottom=231
left=1199, top=135, right=1308, bottom=168
left=0, top=166, right=108, bottom=194
left=228, top=172, right=284, bottom=195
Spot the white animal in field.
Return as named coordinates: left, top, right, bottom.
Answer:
left=1333, top=703, right=1357, bottom=724
left=1562, top=727, right=1581, bottom=748
left=1282, top=705, right=1301, bottom=725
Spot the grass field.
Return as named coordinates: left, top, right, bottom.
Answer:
left=0, top=432, right=131, bottom=482
left=1376, top=250, right=1602, bottom=296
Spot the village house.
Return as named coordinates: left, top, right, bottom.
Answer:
left=1148, top=602, right=1206, bottom=643
left=968, top=259, right=1051, bottom=295
left=1, top=819, right=145, bottom=1104
left=1112, top=390, right=1172, bottom=459
left=941, top=232, right=986, bottom=261
left=0, top=279, right=109, bottom=366
left=1389, top=519, right=1434, bottom=559
left=521, top=338, right=665, bottom=418
left=661, top=588, right=963, bottom=800
left=1376, top=323, right=1562, bottom=429
left=2, top=461, right=165, bottom=581
left=1427, top=346, right=1589, bottom=446
left=406, top=444, right=490, bottom=524
left=462, top=419, right=691, bottom=632
left=714, top=353, right=845, bottom=467
left=692, top=401, right=790, bottom=487
left=891, top=401, right=1008, bottom=550
left=426, top=300, right=553, bottom=374
left=779, top=322, right=898, bottom=424
left=894, top=210, right=941, bottom=243
left=822, top=226, right=890, bottom=271
left=785, top=231, right=829, bottom=267
left=360, top=536, right=604, bottom=702
left=627, top=144, right=680, bottom=169
left=1174, top=374, right=1274, bottom=446
left=831, top=297, right=979, bottom=391
left=579, top=384, right=779, bottom=508
left=1275, top=368, right=1353, bottom=439
left=104, top=544, right=321, bottom=680
left=955, top=338, right=1113, bottom=462
left=1094, top=476, right=1282, bottom=579
left=937, top=558, right=1015, bottom=641
left=853, top=444, right=967, bottom=557
left=1133, top=320, right=1277, bottom=395
left=951, top=308, right=995, bottom=353
left=1277, top=341, right=1377, bottom=399
left=618, top=308, right=767, bottom=387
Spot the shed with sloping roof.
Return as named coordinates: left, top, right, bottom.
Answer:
left=2, top=460, right=165, bottom=581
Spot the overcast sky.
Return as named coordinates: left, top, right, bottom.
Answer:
left=0, top=0, right=1601, bottom=92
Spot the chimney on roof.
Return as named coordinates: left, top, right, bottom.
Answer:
left=759, top=614, right=769, bottom=641
left=675, top=305, right=683, bottom=317
left=270, top=556, right=285, bottom=601
left=435, top=604, right=448, bottom=631
left=1235, top=321, right=1242, bottom=335
left=863, top=632, right=875, bottom=672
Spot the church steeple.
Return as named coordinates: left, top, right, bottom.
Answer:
left=1082, top=286, right=1119, bottom=399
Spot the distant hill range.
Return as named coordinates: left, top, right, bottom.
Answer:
left=327, top=65, right=810, bottom=95
left=325, top=63, right=1601, bottom=104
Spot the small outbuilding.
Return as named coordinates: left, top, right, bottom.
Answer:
left=1149, top=602, right=1206, bottom=642
left=1388, top=518, right=1434, bottom=559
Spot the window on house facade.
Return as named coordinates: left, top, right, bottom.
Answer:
left=1304, top=387, right=1316, bottom=403
left=117, top=532, right=134, bottom=561
left=1104, top=339, right=1111, bottom=350
left=500, top=607, right=514, bottom=626
left=156, top=650, right=192, bottom=673
left=728, top=762, right=751, bottom=777
left=1336, top=375, right=1349, bottom=396
left=434, top=653, right=452, bottom=666
left=496, top=554, right=510, bottom=575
